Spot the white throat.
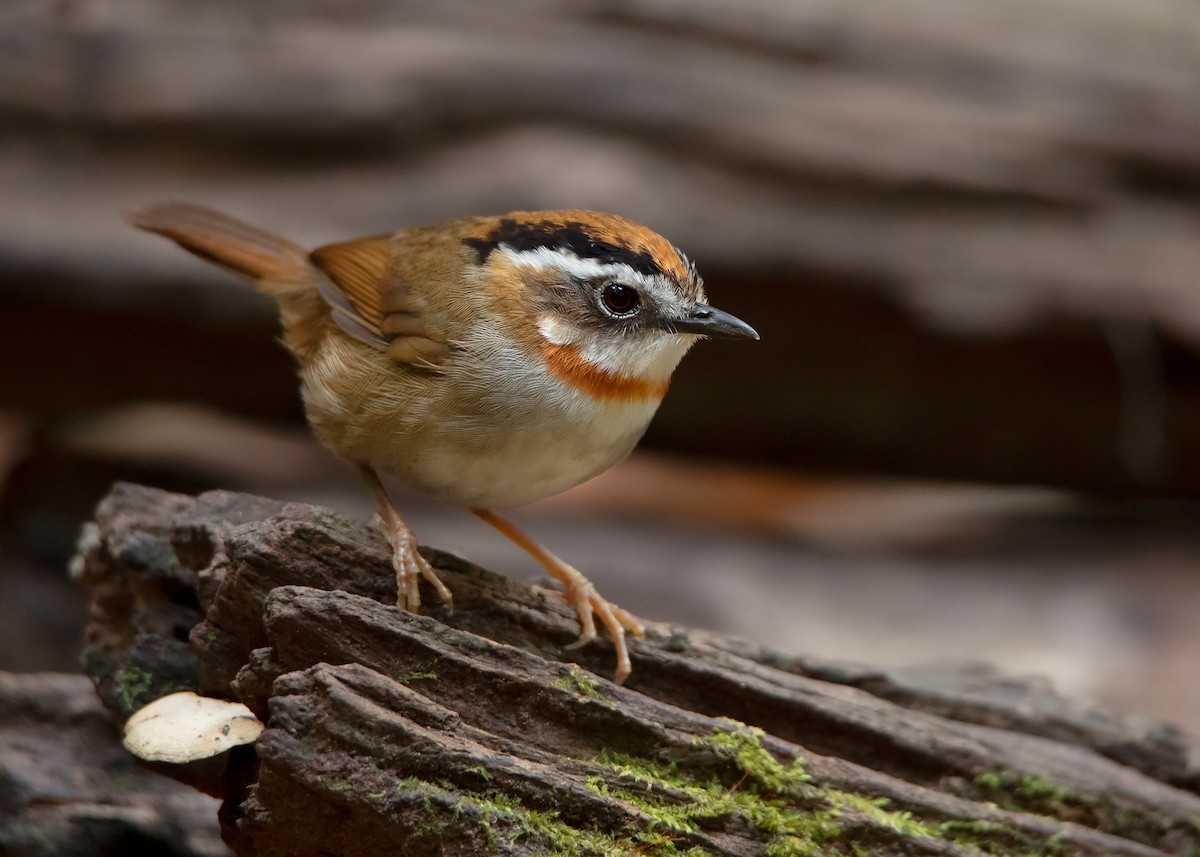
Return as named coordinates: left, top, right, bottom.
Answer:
left=537, top=313, right=695, bottom=381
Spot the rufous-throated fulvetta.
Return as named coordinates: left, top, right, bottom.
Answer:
left=128, top=204, right=758, bottom=684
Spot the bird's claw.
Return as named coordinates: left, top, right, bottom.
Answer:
left=388, top=529, right=453, bottom=613
left=553, top=573, right=645, bottom=685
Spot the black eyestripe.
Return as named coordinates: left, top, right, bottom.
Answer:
left=463, top=219, right=662, bottom=278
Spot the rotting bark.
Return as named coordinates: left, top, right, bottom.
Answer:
left=75, top=483, right=1200, bottom=856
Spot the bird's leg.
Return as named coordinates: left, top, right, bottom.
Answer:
left=357, top=464, right=453, bottom=612
left=470, top=508, right=644, bottom=685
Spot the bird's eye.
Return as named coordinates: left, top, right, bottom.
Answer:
left=600, top=283, right=640, bottom=317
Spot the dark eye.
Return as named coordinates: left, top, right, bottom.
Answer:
left=600, top=283, right=640, bottom=316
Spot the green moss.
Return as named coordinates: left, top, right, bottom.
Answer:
left=934, top=818, right=1067, bottom=857
left=382, top=776, right=626, bottom=855
left=479, top=817, right=497, bottom=850
left=376, top=725, right=1147, bottom=856
left=403, top=671, right=439, bottom=683
left=551, top=667, right=606, bottom=701
left=824, top=793, right=1070, bottom=856
left=970, top=769, right=1200, bottom=853
left=114, top=665, right=155, bottom=714
left=581, top=723, right=838, bottom=855
left=694, top=719, right=812, bottom=792
left=379, top=760, right=730, bottom=854
left=467, top=788, right=657, bottom=856
left=826, top=791, right=936, bottom=839
left=580, top=723, right=1098, bottom=856
left=970, top=770, right=1124, bottom=836
left=974, top=771, right=1080, bottom=808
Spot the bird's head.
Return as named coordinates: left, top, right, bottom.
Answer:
left=464, top=211, right=758, bottom=402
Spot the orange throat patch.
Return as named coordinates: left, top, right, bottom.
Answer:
left=540, top=342, right=670, bottom=404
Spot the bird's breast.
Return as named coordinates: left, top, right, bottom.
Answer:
left=299, top=330, right=667, bottom=509
left=539, top=341, right=671, bottom=404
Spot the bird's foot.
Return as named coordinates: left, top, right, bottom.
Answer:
left=385, top=524, right=453, bottom=613
left=359, top=464, right=452, bottom=613
left=544, top=567, right=645, bottom=686
left=470, top=507, right=645, bottom=685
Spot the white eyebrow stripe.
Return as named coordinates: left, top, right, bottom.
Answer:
left=499, top=246, right=659, bottom=288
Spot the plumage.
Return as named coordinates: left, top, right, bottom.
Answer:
left=540, top=342, right=671, bottom=404
left=310, top=236, right=391, bottom=331
left=127, top=202, right=757, bottom=684
left=461, top=210, right=698, bottom=296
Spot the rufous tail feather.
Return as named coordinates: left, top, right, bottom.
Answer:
left=125, top=202, right=312, bottom=295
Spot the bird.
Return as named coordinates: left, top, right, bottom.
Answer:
left=127, top=203, right=758, bottom=684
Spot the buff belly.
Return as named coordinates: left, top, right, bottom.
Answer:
left=386, top=402, right=652, bottom=509
left=299, top=334, right=662, bottom=510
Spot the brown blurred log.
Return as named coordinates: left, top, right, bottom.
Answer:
left=73, top=483, right=1200, bottom=856
left=0, top=671, right=228, bottom=857
left=4, top=0, right=1200, bottom=493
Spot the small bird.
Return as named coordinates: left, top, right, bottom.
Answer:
left=128, top=204, right=758, bottom=683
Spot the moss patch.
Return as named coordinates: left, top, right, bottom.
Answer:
left=551, top=667, right=605, bottom=701
left=969, top=769, right=1200, bottom=852
left=113, top=665, right=155, bottom=714
left=380, top=777, right=694, bottom=856
left=974, top=771, right=1080, bottom=812
left=825, top=791, right=936, bottom=839
left=580, top=722, right=836, bottom=855
left=403, top=671, right=439, bottom=684
left=579, top=722, right=1101, bottom=856
left=110, top=662, right=195, bottom=717
left=370, top=723, right=1135, bottom=856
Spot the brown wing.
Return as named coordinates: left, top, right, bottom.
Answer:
left=310, top=236, right=451, bottom=366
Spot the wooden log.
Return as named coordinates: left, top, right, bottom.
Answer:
left=74, top=483, right=1200, bottom=855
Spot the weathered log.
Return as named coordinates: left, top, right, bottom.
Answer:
left=73, top=483, right=1199, bottom=855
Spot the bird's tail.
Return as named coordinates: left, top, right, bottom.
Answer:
left=125, top=202, right=314, bottom=297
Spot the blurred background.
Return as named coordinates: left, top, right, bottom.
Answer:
left=2, top=0, right=1199, bottom=753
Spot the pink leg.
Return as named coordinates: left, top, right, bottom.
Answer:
left=471, top=508, right=644, bottom=685
left=358, top=464, right=452, bottom=611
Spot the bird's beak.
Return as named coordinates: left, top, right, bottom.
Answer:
left=664, top=303, right=759, bottom=340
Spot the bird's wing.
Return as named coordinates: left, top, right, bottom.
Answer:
left=310, top=237, right=451, bottom=367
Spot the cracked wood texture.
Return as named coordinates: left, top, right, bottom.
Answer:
left=74, top=484, right=1200, bottom=856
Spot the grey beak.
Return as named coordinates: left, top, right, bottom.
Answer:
left=666, top=303, right=759, bottom=340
